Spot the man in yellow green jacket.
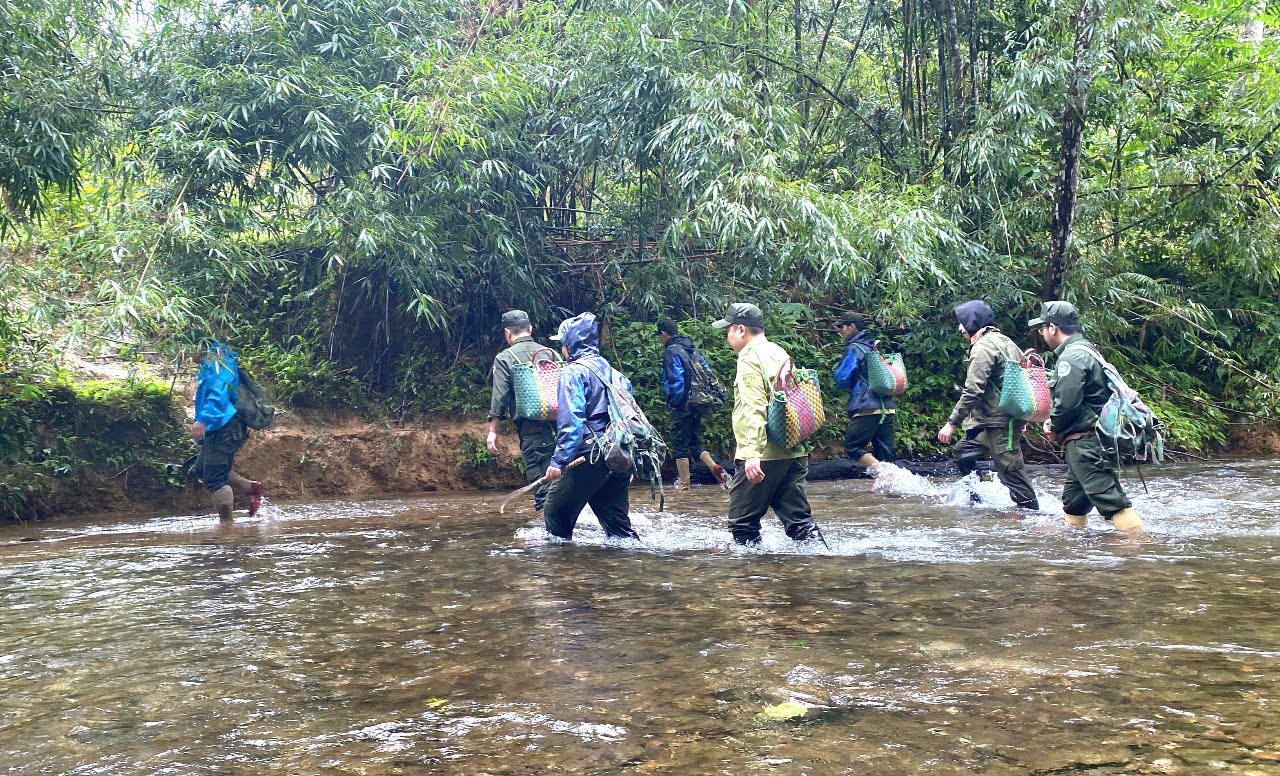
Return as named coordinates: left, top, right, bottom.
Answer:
left=712, top=303, right=817, bottom=546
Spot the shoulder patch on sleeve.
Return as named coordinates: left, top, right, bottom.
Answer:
left=1057, top=361, right=1072, bottom=377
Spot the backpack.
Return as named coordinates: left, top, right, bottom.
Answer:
left=1063, top=343, right=1166, bottom=465
left=852, top=341, right=908, bottom=398
left=578, top=361, right=668, bottom=497
left=672, top=344, right=726, bottom=411
left=235, top=367, right=275, bottom=430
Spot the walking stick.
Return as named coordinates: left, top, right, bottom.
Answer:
left=498, top=456, right=586, bottom=514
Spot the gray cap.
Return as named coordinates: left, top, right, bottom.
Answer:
left=1028, top=301, right=1080, bottom=329
left=712, top=302, right=765, bottom=329
left=501, top=309, right=531, bottom=328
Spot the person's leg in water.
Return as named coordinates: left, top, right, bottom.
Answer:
left=517, top=419, right=556, bottom=511
left=670, top=407, right=699, bottom=490
left=769, top=458, right=816, bottom=541
left=1060, top=443, right=1093, bottom=528
left=199, top=418, right=248, bottom=521
left=844, top=414, right=882, bottom=474
left=727, top=460, right=782, bottom=545
left=227, top=470, right=264, bottom=517
left=543, top=459, right=607, bottom=540
left=586, top=471, right=638, bottom=539
left=981, top=424, right=1039, bottom=510
left=1068, top=435, right=1143, bottom=532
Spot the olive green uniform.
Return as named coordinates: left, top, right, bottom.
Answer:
left=1049, top=334, right=1132, bottom=519
left=489, top=334, right=557, bottom=510
left=946, top=326, right=1038, bottom=509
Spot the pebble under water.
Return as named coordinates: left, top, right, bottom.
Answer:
left=3, top=459, right=1280, bottom=774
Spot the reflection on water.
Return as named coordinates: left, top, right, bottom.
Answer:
left=3, top=460, right=1280, bottom=774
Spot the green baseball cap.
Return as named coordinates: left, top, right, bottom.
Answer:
left=1028, top=301, right=1080, bottom=329
left=500, top=309, right=531, bottom=328
left=712, top=302, right=765, bottom=329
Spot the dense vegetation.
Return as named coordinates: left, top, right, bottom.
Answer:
left=2, top=0, right=1279, bottom=516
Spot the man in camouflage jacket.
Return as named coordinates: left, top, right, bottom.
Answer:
left=937, top=300, right=1039, bottom=510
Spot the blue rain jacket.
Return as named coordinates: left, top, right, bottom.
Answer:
left=662, top=335, right=711, bottom=409
left=833, top=330, right=895, bottom=415
left=550, top=313, right=634, bottom=469
left=195, top=342, right=241, bottom=433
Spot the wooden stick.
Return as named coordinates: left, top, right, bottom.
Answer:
left=498, top=456, right=586, bottom=514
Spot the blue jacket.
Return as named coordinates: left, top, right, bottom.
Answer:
left=834, top=330, right=895, bottom=414
left=195, top=342, right=241, bottom=433
left=662, top=335, right=710, bottom=409
left=550, top=313, right=634, bottom=468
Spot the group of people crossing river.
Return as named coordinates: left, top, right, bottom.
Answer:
left=190, top=299, right=1148, bottom=539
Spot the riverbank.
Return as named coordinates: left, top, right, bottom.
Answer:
left=12, top=403, right=1280, bottom=523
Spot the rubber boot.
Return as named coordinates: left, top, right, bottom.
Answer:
left=1110, top=508, right=1144, bottom=532
left=675, top=458, right=691, bottom=490
left=1064, top=513, right=1088, bottom=528
left=857, top=453, right=881, bottom=475
left=212, top=485, right=235, bottom=522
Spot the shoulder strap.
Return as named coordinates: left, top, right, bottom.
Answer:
left=1062, top=342, right=1126, bottom=386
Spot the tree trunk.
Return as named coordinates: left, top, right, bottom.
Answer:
left=1043, top=0, right=1104, bottom=301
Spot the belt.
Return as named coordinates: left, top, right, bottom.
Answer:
left=1062, top=430, right=1095, bottom=445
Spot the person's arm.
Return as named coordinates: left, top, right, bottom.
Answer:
left=947, top=343, right=995, bottom=427
left=487, top=354, right=512, bottom=453
left=833, top=345, right=859, bottom=390
left=549, top=368, right=587, bottom=470
left=193, top=365, right=234, bottom=429
left=734, top=358, right=770, bottom=461
left=663, top=348, right=686, bottom=408
left=1048, top=354, right=1087, bottom=435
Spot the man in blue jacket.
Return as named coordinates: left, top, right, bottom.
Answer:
left=833, top=313, right=895, bottom=474
left=192, top=341, right=262, bottom=521
left=542, top=312, right=640, bottom=541
left=658, top=319, right=728, bottom=490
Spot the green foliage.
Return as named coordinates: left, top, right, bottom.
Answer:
left=458, top=432, right=496, bottom=472
left=0, top=372, right=188, bottom=520
left=239, top=340, right=367, bottom=410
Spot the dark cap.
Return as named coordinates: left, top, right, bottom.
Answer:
left=832, top=312, right=869, bottom=330
left=711, top=302, right=765, bottom=329
left=1028, top=301, right=1080, bottom=329
left=501, top=309, right=531, bottom=328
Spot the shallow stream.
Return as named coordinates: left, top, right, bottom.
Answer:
left=3, top=460, right=1279, bottom=774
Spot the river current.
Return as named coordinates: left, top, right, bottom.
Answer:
left=2, top=460, right=1279, bottom=774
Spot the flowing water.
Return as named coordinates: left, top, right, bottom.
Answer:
left=3, top=460, right=1280, bottom=775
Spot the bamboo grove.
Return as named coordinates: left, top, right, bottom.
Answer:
left=3, top=0, right=1279, bottom=458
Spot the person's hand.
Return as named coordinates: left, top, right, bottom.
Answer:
left=486, top=430, right=499, bottom=455
left=1042, top=419, right=1057, bottom=443
left=937, top=422, right=955, bottom=444
left=190, top=421, right=206, bottom=442
left=544, top=466, right=562, bottom=482
left=745, top=457, right=765, bottom=483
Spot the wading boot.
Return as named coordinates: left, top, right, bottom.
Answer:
left=675, top=458, right=692, bottom=491
left=857, top=453, right=881, bottom=476
left=1110, top=508, right=1144, bottom=532
left=699, top=451, right=729, bottom=490
left=212, top=485, right=235, bottom=522
left=1064, top=513, right=1088, bottom=528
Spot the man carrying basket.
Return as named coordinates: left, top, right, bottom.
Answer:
left=714, top=303, right=818, bottom=547
left=488, top=309, right=559, bottom=511
left=936, top=300, right=1040, bottom=511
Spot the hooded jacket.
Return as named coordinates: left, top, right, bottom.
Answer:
left=833, top=330, right=896, bottom=415
left=195, top=342, right=241, bottom=434
left=947, top=301, right=1024, bottom=430
left=549, top=313, right=635, bottom=469
left=662, top=334, right=712, bottom=409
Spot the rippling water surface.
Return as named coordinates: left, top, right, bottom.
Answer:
left=3, top=460, right=1280, bottom=774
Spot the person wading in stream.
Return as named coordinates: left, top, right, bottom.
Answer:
left=192, top=341, right=262, bottom=522
left=1030, top=301, right=1144, bottom=532
left=542, top=312, right=641, bottom=541
left=487, top=309, right=558, bottom=511
left=936, top=300, right=1040, bottom=510
left=658, top=319, right=729, bottom=491
left=833, top=313, right=895, bottom=475
left=715, top=303, right=818, bottom=546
